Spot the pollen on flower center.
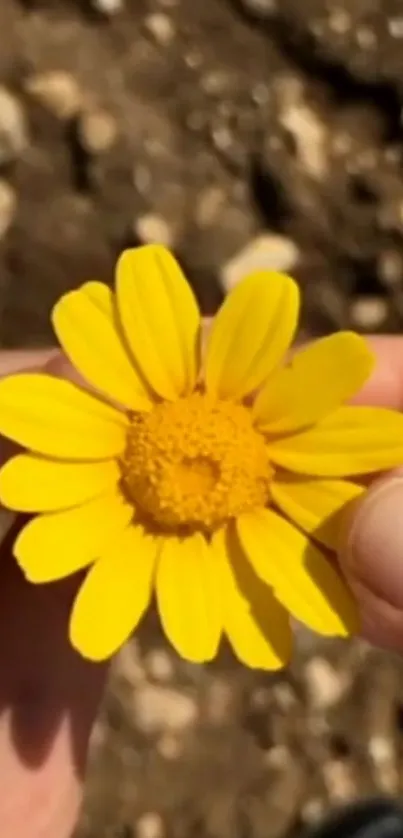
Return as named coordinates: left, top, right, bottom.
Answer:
left=121, top=392, right=272, bottom=532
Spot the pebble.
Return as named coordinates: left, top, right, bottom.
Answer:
left=220, top=234, right=300, bottom=292
left=136, top=813, right=165, bottom=838
left=356, top=25, right=377, bottom=50
left=78, top=110, right=118, bottom=154
left=323, top=760, right=357, bottom=803
left=301, top=799, right=326, bottom=824
left=0, top=88, right=28, bottom=166
left=145, top=648, right=174, bottom=682
left=303, top=656, right=348, bottom=710
left=368, top=735, right=398, bottom=793
left=378, top=250, right=403, bottom=287
left=368, top=735, right=394, bottom=766
left=350, top=296, right=388, bottom=330
left=388, top=17, right=403, bottom=38
left=195, top=186, right=225, bottom=227
left=204, top=678, right=233, bottom=725
left=25, top=71, right=83, bottom=121
left=135, top=213, right=174, bottom=248
left=328, top=8, right=351, bottom=36
left=0, top=180, right=16, bottom=238
left=272, top=683, right=298, bottom=711
left=238, top=0, right=276, bottom=18
left=263, top=745, right=290, bottom=769
left=113, top=640, right=146, bottom=686
left=280, top=100, right=328, bottom=179
left=145, top=13, right=175, bottom=46
left=133, top=684, right=198, bottom=733
left=156, top=732, right=182, bottom=760
left=91, top=0, right=124, bottom=14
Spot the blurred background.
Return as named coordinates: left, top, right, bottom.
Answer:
left=1, top=0, right=403, bottom=836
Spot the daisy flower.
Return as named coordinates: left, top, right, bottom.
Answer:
left=0, top=245, right=403, bottom=669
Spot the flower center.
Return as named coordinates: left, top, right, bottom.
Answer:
left=122, top=392, right=272, bottom=533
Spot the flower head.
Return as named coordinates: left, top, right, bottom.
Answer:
left=1, top=245, right=403, bottom=668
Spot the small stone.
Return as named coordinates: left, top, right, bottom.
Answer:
left=201, top=71, right=231, bottom=96
left=323, top=760, right=357, bottom=803
left=220, top=234, right=300, bottom=292
left=263, top=745, right=290, bottom=769
left=251, top=82, right=270, bottom=106
left=0, top=180, right=16, bottom=238
left=301, top=799, right=326, bottom=824
left=91, top=0, right=123, bottom=14
left=133, top=684, right=198, bottom=733
left=378, top=250, right=403, bottom=287
left=195, top=186, right=225, bottom=227
left=135, top=213, right=174, bottom=248
left=328, top=8, right=351, bottom=35
left=368, top=736, right=398, bottom=793
left=0, top=88, right=28, bottom=165
left=204, top=678, right=233, bottom=724
left=145, top=13, right=175, bottom=46
left=211, top=124, right=233, bottom=155
left=157, top=732, right=182, bottom=759
left=280, top=100, right=328, bottom=179
left=136, top=813, right=164, bottom=838
left=356, top=26, right=377, bottom=50
left=145, top=648, right=174, bottom=682
left=89, top=718, right=108, bottom=752
left=133, top=164, right=152, bottom=196
left=114, top=640, right=146, bottom=686
left=350, top=296, right=388, bottom=330
left=78, top=110, right=118, bottom=154
left=25, top=72, right=83, bottom=121
left=303, top=657, right=348, bottom=710
left=272, top=683, right=298, bottom=711
left=238, top=0, right=276, bottom=18
left=388, top=17, right=403, bottom=38
left=368, top=735, right=394, bottom=766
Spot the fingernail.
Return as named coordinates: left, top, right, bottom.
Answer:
left=346, top=477, right=403, bottom=608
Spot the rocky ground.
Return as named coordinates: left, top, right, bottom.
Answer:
left=2, top=0, right=403, bottom=836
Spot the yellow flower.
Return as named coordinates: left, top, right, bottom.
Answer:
left=1, top=245, right=403, bottom=669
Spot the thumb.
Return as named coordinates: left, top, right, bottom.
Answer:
left=339, top=472, right=403, bottom=653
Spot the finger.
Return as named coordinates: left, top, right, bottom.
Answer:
left=352, top=336, right=403, bottom=409
left=338, top=472, right=403, bottom=653
left=0, top=540, right=106, bottom=838
left=0, top=349, right=58, bottom=376
left=0, top=350, right=106, bottom=836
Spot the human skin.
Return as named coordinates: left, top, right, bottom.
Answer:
left=0, top=338, right=402, bottom=837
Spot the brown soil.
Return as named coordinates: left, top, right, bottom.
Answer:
left=1, top=1, right=403, bottom=836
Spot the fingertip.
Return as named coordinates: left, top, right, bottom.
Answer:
left=339, top=473, right=403, bottom=651
left=353, top=336, right=403, bottom=409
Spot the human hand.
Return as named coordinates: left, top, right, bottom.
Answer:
left=1, top=337, right=403, bottom=837
left=0, top=350, right=107, bottom=838
left=338, top=336, right=403, bottom=654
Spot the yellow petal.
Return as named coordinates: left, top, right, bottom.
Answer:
left=70, top=526, right=157, bottom=661
left=14, top=490, right=133, bottom=582
left=52, top=281, right=152, bottom=411
left=268, top=406, right=403, bottom=477
left=156, top=533, right=221, bottom=663
left=204, top=270, right=299, bottom=400
left=0, top=453, right=120, bottom=512
left=116, top=245, right=200, bottom=400
left=272, top=475, right=363, bottom=551
left=213, top=527, right=291, bottom=670
left=237, top=509, right=358, bottom=636
left=254, top=332, right=375, bottom=433
left=0, top=373, right=127, bottom=459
